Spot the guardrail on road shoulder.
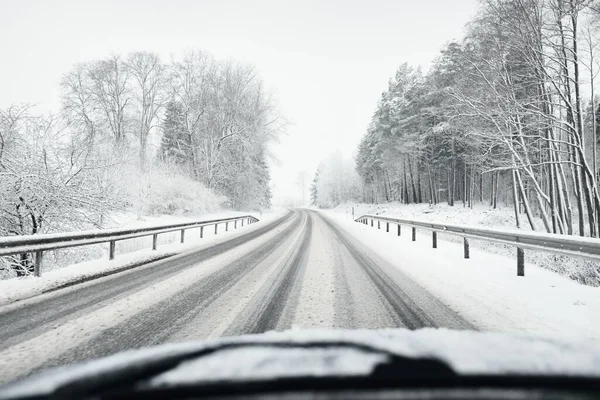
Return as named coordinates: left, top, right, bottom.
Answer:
left=355, top=214, right=600, bottom=276
left=0, top=215, right=259, bottom=277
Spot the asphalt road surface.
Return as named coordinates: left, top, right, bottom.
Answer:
left=0, top=209, right=474, bottom=383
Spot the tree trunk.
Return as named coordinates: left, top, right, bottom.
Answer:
left=490, top=172, right=495, bottom=207
left=512, top=168, right=521, bottom=229
left=403, top=160, right=410, bottom=204
left=407, top=157, right=418, bottom=203
left=469, top=165, right=474, bottom=209
left=479, top=171, right=483, bottom=202
left=463, top=162, right=467, bottom=207
left=452, top=154, right=456, bottom=206
left=548, top=150, right=558, bottom=233
left=494, top=171, right=499, bottom=209
left=428, top=169, right=435, bottom=206
left=572, top=139, right=585, bottom=236
left=516, top=170, right=537, bottom=231
left=417, top=164, right=423, bottom=203
left=447, top=166, right=453, bottom=206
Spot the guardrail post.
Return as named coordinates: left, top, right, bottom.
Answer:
left=464, top=238, right=470, bottom=259
left=517, top=248, right=525, bottom=276
left=234, top=220, right=237, bottom=229
left=200, top=226, right=204, bottom=238
left=386, top=222, right=389, bottom=232
left=412, top=227, right=416, bottom=241
left=432, top=231, right=437, bottom=248
left=226, top=222, right=229, bottom=232
left=398, top=224, right=401, bottom=236
left=377, top=220, right=380, bottom=229
left=180, top=229, right=185, bottom=243
left=215, top=223, right=218, bottom=235
left=152, top=234, right=158, bottom=250
left=109, top=240, right=116, bottom=260
left=371, top=219, right=373, bottom=227
left=34, top=250, right=43, bottom=277
left=241, top=219, right=244, bottom=227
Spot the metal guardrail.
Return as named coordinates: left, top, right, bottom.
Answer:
left=356, top=214, right=600, bottom=276
left=0, top=215, right=259, bottom=277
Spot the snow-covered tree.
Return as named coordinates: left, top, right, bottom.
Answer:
left=313, top=152, right=362, bottom=208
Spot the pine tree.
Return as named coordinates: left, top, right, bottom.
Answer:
left=310, top=167, right=319, bottom=206
left=160, top=100, right=189, bottom=164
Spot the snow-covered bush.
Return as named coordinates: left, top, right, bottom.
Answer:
left=123, top=161, right=226, bottom=217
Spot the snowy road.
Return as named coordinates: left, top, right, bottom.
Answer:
left=0, top=209, right=473, bottom=383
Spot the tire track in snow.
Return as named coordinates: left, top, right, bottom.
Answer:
left=0, top=211, right=295, bottom=351
left=314, top=211, right=473, bottom=330
left=225, top=210, right=313, bottom=335
left=38, top=211, right=305, bottom=369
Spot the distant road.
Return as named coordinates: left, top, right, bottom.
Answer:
left=0, top=209, right=473, bottom=383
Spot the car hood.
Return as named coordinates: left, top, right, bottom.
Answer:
left=2, top=328, right=600, bottom=398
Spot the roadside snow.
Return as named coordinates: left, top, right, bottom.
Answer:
left=321, top=210, right=600, bottom=341
left=333, top=202, right=518, bottom=230
left=332, top=202, right=600, bottom=286
left=0, top=209, right=286, bottom=307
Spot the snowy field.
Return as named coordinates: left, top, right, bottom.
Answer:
left=332, top=202, right=600, bottom=286
left=321, top=209, right=600, bottom=341
left=0, top=209, right=285, bottom=307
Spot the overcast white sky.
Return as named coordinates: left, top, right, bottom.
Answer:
left=0, top=0, right=477, bottom=204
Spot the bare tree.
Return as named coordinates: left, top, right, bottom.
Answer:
left=126, top=52, right=165, bottom=168
left=88, top=55, right=132, bottom=145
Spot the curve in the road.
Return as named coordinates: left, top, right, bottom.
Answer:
left=1, top=208, right=476, bottom=385
left=0, top=210, right=295, bottom=350
left=37, top=210, right=306, bottom=368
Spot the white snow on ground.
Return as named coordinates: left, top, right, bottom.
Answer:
left=107, top=210, right=256, bottom=229
left=332, top=202, right=600, bottom=286
left=333, top=202, right=518, bottom=230
left=321, top=210, right=600, bottom=341
left=0, top=210, right=275, bottom=280
left=3, top=328, right=600, bottom=398
left=0, top=209, right=286, bottom=307
left=292, top=215, right=336, bottom=329
left=0, top=213, right=295, bottom=383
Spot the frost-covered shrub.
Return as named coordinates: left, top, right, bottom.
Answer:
left=125, top=162, right=226, bottom=216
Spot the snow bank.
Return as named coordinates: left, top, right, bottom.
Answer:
left=0, top=209, right=286, bottom=307
left=330, top=202, right=600, bottom=286
left=332, top=202, right=517, bottom=229
left=321, top=210, right=600, bottom=341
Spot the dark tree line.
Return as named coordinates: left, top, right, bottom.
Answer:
left=356, top=0, right=600, bottom=237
